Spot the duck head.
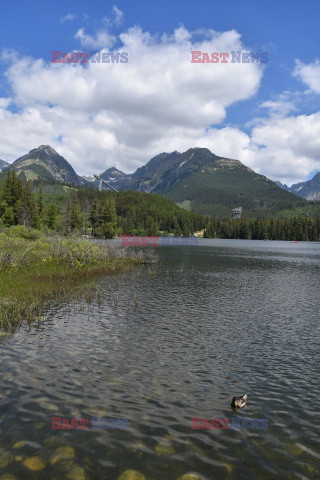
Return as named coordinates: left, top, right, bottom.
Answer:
left=231, top=394, right=247, bottom=409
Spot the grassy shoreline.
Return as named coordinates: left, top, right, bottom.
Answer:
left=0, top=226, right=157, bottom=329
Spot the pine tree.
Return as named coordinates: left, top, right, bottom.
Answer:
left=89, top=201, right=98, bottom=235
left=69, top=195, right=83, bottom=231
left=38, top=181, right=45, bottom=218
left=2, top=206, right=15, bottom=227
left=45, top=202, right=58, bottom=230
left=17, top=181, right=39, bottom=228
left=1, top=171, right=23, bottom=224
left=96, top=196, right=117, bottom=238
left=2, top=171, right=22, bottom=207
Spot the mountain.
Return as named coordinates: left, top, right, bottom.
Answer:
left=279, top=172, right=320, bottom=200
left=77, top=175, right=92, bottom=186
left=106, top=147, right=306, bottom=217
left=0, top=159, right=9, bottom=172
left=80, top=168, right=131, bottom=190
left=0, top=145, right=308, bottom=218
left=100, top=167, right=128, bottom=183
left=99, top=167, right=132, bottom=189
left=276, top=181, right=291, bottom=192
left=0, top=145, right=81, bottom=184
left=81, top=175, right=96, bottom=183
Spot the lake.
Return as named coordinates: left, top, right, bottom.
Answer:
left=0, top=239, right=319, bottom=479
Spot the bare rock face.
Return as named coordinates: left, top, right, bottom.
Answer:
left=288, top=172, right=320, bottom=200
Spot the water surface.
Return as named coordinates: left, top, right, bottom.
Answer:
left=0, top=239, right=319, bottom=479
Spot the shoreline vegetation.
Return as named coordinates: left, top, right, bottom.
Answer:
left=0, top=226, right=157, bottom=329
left=204, top=217, right=320, bottom=241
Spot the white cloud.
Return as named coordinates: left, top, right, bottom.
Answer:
left=2, top=39, right=320, bottom=186
left=0, top=25, right=265, bottom=175
left=236, top=60, right=320, bottom=184
left=0, top=97, right=12, bottom=108
left=74, top=28, right=116, bottom=49
left=293, top=59, right=320, bottom=93
left=259, top=99, right=297, bottom=117
left=60, top=13, right=76, bottom=24
left=5, top=25, right=320, bottom=186
left=103, top=5, right=124, bottom=27
left=243, top=112, right=320, bottom=184
left=113, top=5, right=124, bottom=26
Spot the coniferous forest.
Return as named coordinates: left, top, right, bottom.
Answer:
left=1, top=171, right=320, bottom=241
left=203, top=217, right=320, bottom=241
left=0, top=172, right=207, bottom=237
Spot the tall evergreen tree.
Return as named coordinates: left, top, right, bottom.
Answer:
left=45, top=202, right=58, bottom=230
left=95, top=197, right=117, bottom=238
left=89, top=201, right=98, bottom=235
left=1, top=171, right=23, bottom=225
left=17, top=181, right=39, bottom=228
left=37, top=181, right=45, bottom=218
left=69, top=195, right=83, bottom=231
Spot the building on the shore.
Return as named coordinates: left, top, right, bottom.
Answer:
left=232, top=207, right=242, bottom=219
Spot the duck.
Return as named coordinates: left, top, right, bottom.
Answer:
left=231, top=394, right=247, bottom=409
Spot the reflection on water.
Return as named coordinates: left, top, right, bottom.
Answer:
left=0, top=239, right=320, bottom=479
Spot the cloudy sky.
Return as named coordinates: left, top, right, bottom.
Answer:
left=1, top=0, right=320, bottom=185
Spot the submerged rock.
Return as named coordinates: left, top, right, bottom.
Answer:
left=117, top=470, right=146, bottom=480
left=223, top=463, right=233, bottom=474
left=43, top=436, right=60, bottom=447
left=65, top=463, right=86, bottom=480
left=0, top=454, right=13, bottom=468
left=14, top=455, right=27, bottom=462
left=23, top=456, right=46, bottom=471
left=36, top=397, right=59, bottom=411
left=70, top=409, right=82, bottom=418
left=155, top=443, right=175, bottom=455
left=34, top=422, right=45, bottom=430
left=155, top=435, right=175, bottom=455
left=0, top=474, right=19, bottom=480
left=286, top=443, right=304, bottom=456
left=49, top=446, right=75, bottom=465
left=152, top=388, right=163, bottom=397
left=12, top=441, right=26, bottom=449
left=186, top=439, right=202, bottom=453
left=177, top=475, right=203, bottom=480
left=130, top=441, right=146, bottom=454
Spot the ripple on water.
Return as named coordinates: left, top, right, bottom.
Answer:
left=0, top=241, right=319, bottom=479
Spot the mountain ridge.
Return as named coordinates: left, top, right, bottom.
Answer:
left=1, top=145, right=308, bottom=217
left=97, top=147, right=305, bottom=216
left=278, top=172, right=320, bottom=200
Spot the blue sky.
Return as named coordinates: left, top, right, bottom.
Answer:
left=1, top=0, right=320, bottom=184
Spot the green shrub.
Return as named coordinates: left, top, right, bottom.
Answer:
left=2, top=225, right=43, bottom=240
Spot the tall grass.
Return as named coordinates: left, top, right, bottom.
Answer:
left=0, top=226, right=157, bottom=329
